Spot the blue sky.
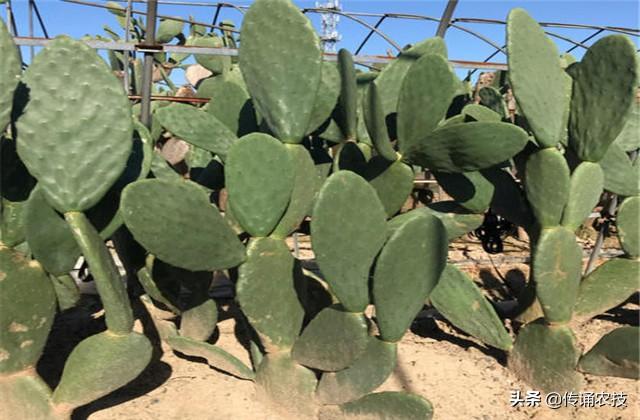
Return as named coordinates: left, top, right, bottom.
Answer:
left=3, top=0, right=639, bottom=84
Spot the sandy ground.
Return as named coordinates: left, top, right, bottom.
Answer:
left=36, top=233, right=638, bottom=420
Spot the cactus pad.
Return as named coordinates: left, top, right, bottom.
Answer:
left=180, top=298, right=218, bottom=341
left=373, top=37, right=446, bottom=118
left=24, top=188, right=80, bottom=275
left=0, top=374, right=55, bottom=420
left=431, top=265, right=513, bottom=350
left=337, top=49, right=358, bottom=140
left=598, top=142, right=638, bottom=196
left=373, top=213, right=447, bottom=342
left=292, top=305, right=369, bottom=371
left=574, top=258, right=640, bottom=320
left=509, top=321, right=583, bottom=392
left=398, top=54, right=457, bottom=155
left=166, top=335, right=255, bottom=380
left=122, top=179, right=245, bottom=271
left=311, top=171, right=387, bottom=312
left=578, top=326, right=639, bottom=379
left=307, top=61, right=340, bottom=135
left=365, top=158, right=414, bottom=217
left=272, top=145, right=319, bottom=238
left=206, top=76, right=258, bottom=137
left=0, top=246, right=56, bottom=374
left=324, top=391, right=434, bottom=420
left=524, top=148, right=570, bottom=228
left=16, top=36, right=132, bottom=213
left=0, top=18, right=20, bottom=131
left=363, top=83, right=396, bottom=162
left=533, top=226, right=582, bottom=323
left=255, top=353, right=317, bottom=419
left=155, top=103, right=237, bottom=160
left=561, top=162, right=604, bottom=231
left=507, top=8, right=569, bottom=148
left=226, top=133, right=295, bottom=236
left=569, top=35, right=638, bottom=162
left=434, top=170, right=494, bottom=214
left=239, top=0, right=322, bottom=143
left=51, top=331, right=152, bottom=409
left=237, top=237, right=304, bottom=352
left=404, top=122, right=528, bottom=173
left=316, top=337, right=397, bottom=405
left=616, top=196, right=639, bottom=257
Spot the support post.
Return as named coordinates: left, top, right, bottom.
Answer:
left=139, top=0, right=158, bottom=129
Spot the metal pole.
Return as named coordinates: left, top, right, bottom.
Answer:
left=436, top=0, right=458, bottom=37
left=354, top=16, right=386, bottom=55
left=32, top=0, right=49, bottom=38
left=28, top=0, right=34, bottom=60
left=123, top=0, right=133, bottom=93
left=139, top=0, right=157, bottom=128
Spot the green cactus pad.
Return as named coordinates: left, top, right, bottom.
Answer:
left=0, top=246, right=56, bottom=374
left=206, top=77, right=258, bottom=137
left=434, top=171, right=494, bottom=214
left=478, top=87, right=507, bottom=119
left=574, top=258, right=640, bottom=320
left=191, top=35, right=231, bottom=74
left=461, top=104, right=502, bottom=122
left=533, top=227, right=582, bottom=323
left=237, top=237, right=304, bottom=352
left=509, top=321, right=583, bottom=392
left=51, top=331, right=152, bottom=408
left=16, top=36, right=132, bottom=213
left=307, top=62, right=340, bottom=135
left=136, top=266, right=180, bottom=314
left=569, top=35, right=638, bottom=162
left=431, top=265, right=513, bottom=350
left=0, top=374, right=55, bottom=420
left=524, top=148, right=570, bottom=228
left=373, top=37, right=447, bottom=118
left=156, top=18, right=184, bottom=43
left=239, top=0, right=322, bottom=143
left=561, top=162, right=604, bottom=231
left=392, top=203, right=483, bottom=242
left=24, top=188, right=80, bottom=276
left=180, top=298, right=218, bottom=341
left=166, top=335, right=255, bottom=380
left=507, top=8, right=569, bottom=148
left=363, top=83, right=397, bottom=162
left=578, top=326, right=639, bottom=379
left=316, top=337, right=397, bottom=405
left=614, top=100, right=640, bottom=152
left=155, top=103, right=237, bottom=161
left=311, top=171, right=387, bottom=312
left=337, top=49, right=358, bottom=140
left=0, top=18, right=20, bottom=131
left=398, top=54, right=457, bottom=155
left=255, top=352, right=317, bottom=419
left=121, top=179, right=245, bottom=271
left=292, top=305, right=369, bottom=371
left=272, top=145, right=319, bottom=238
left=226, top=133, right=295, bottom=236
left=598, top=141, right=638, bottom=196
left=617, top=196, right=640, bottom=257
left=373, top=213, right=447, bottom=342
left=364, top=158, right=414, bottom=217
left=323, top=392, right=434, bottom=420
left=404, top=122, right=528, bottom=173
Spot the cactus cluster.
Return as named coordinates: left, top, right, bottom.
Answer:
left=1, top=0, right=638, bottom=418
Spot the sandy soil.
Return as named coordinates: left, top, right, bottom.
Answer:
left=36, top=233, right=638, bottom=420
